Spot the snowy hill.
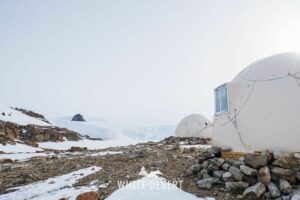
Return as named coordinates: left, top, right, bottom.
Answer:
left=52, top=118, right=176, bottom=141
left=0, top=104, right=50, bottom=126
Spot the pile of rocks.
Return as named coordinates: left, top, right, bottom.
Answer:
left=187, top=147, right=300, bottom=199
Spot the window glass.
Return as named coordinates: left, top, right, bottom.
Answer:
left=215, top=85, right=228, bottom=114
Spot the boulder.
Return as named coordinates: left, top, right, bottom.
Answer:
left=76, top=191, right=101, bottom=200
left=197, top=178, right=218, bottom=189
left=279, top=179, right=293, bottom=194
left=240, top=165, right=257, bottom=176
left=225, top=181, right=249, bottom=191
left=229, top=166, right=244, bottom=181
left=271, top=167, right=295, bottom=183
left=267, top=182, right=281, bottom=198
left=257, top=166, right=271, bottom=185
left=273, top=157, right=298, bottom=169
left=243, top=182, right=266, bottom=199
left=244, top=154, right=269, bottom=169
left=71, top=114, right=85, bottom=122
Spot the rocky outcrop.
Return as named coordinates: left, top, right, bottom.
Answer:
left=12, top=107, right=50, bottom=124
left=0, top=120, right=82, bottom=145
left=71, top=114, right=85, bottom=122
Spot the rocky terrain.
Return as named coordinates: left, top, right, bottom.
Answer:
left=0, top=137, right=221, bottom=199
left=1, top=135, right=300, bottom=199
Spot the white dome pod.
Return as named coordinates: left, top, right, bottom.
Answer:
left=175, top=114, right=212, bottom=138
left=213, top=52, right=300, bottom=152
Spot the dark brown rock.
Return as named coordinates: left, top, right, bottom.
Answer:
left=271, top=167, right=295, bottom=183
left=244, top=153, right=269, bottom=169
left=76, top=191, right=101, bottom=200
left=273, top=157, right=298, bottom=169
left=258, top=166, right=271, bottom=185
left=70, top=146, right=87, bottom=152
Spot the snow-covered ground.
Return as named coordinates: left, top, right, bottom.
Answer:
left=0, top=166, right=101, bottom=200
left=34, top=117, right=176, bottom=151
left=0, top=104, right=50, bottom=126
left=107, top=170, right=214, bottom=200
left=0, top=152, right=54, bottom=162
left=0, top=151, right=122, bottom=162
left=52, top=118, right=176, bottom=141
left=0, top=142, right=42, bottom=153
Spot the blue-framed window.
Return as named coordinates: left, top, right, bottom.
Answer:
left=215, top=84, right=228, bottom=114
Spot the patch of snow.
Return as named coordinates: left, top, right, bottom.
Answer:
left=0, top=166, right=101, bottom=200
left=0, top=143, right=42, bottom=153
left=0, top=152, right=53, bottom=161
left=0, top=104, right=50, bottom=126
left=180, top=144, right=212, bottom=149
left=106, top=171, right=214, bottom=200
left=38, top=136, right=142, bottom=151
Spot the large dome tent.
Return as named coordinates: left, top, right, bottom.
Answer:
left=213, top=52, right=300, bottom=152
left=175, top=114, right=212, bottom=138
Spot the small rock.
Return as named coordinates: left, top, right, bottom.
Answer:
left=222, top=172, right=234, bottom=182
left=273, top=157, right=298, bottom=169
left=76, top=191, right=101, bottom=200
left=267, top=182, right=281, bottom=198
left=271, top=167, right=295, bottom=183
left=222, top=163, right=230, bottom=171
left=229, top=166, right=244, bottom=181
left=70, top=146, right=87, bottom=152
left=243, top=182, right=266, bottom=199
left=213, top=170, right=225, bottom=178
left=243, top=175, right=257, bottom=185
left=279, top=179, right=293, bottom=194
left=186, top=164, right=201, bottom=176
left=240, top=165, right=257, bottom=176
left=258, top=166, right=271, bottom=185
left=197, top=178, right=218, bottom=189
left=225, top=181, right=249, bottom=191
left=273, top=152, right=293, bottom=159
left=129, top=149, right=146, bottom=159
left=244, top=154, right=269, bottom=169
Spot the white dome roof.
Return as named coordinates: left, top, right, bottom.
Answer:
left=233, top=52, right=300, bottom=82
left=175, top=114, right=212, bottom=138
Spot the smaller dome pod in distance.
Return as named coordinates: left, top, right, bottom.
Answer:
left=175, top=114, right=212, bottom=138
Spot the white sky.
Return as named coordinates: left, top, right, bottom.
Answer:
left=0, top=0, right=300, bottom=122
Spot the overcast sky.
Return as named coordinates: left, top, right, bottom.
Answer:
left=0, top=0, right=300, bottom=122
